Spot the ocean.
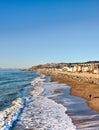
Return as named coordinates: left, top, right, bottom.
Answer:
left=0, top=69, right=99, bottom=130
left=0, top=69, right=39, bottom=129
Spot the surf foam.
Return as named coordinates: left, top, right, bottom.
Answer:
left=17, top=75, right=76, bottom=130
left=0, top=98, right=25, bottom=130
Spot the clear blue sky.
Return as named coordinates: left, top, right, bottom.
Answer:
left=0, top=0, right=99, bottom=68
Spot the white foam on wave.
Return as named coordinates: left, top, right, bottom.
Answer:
left=20, top=96, right=76, bottom=130
left=30, top=74, right=46, bottom=97
left=30, top=74, right=46, bottom=87
left=0, top=74, right=46, bottom=130
left=0, top=98, right=25, bottom=130
left=18, top=75, right=76, bottom=130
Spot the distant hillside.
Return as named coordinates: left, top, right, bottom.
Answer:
left=28, top=61, right=99, bottom=71
left=84, top=61, right=99, bottom=63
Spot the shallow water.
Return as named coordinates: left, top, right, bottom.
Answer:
left=13, top=75, right=76, bottom=130
left=0, top=70, right=99, bottom=130
left=14, top=75, right=99, bottom=130
left=48, top=84, right=99, bottom=130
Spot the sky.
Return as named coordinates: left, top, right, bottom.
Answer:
left=0, top=0, right=99, bottom=68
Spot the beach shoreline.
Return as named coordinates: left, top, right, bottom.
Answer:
left=37, top=69, right=99, bottom=112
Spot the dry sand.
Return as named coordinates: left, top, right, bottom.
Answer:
left=39, top=69, right=99, bottom=112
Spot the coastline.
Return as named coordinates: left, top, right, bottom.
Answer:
left=38, top=69, right=99, bottom=112
left=14, top=73, right=77, bottom=130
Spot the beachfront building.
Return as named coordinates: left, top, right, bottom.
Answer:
left=93, top=69, right=99, bottom=74
left=62, top=63, right=99, bottom=74
left=92, top=63, right=99, bottom=74
left=63, top=66, right=73, bottom=72
left=78, top=65, right=82, bottom=72
left=72, top=65, right=82, bottom=72
left=77, top=63, right=99, bottom=74
left=73, top=65, right=77, bottom=72
left=28, top=62, right=99, bottom=74
left=82, top=66, right=89, bottom=72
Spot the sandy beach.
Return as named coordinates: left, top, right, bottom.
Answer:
left=38, top=69, right=99, bottom=112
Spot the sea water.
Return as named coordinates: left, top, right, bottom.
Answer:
left=0, top=69, right=76, bottom=130
left=0, top=69, right=99, bottom=130
left=15, top=73, right=99, bottom=130
left=14, top=74, right=76, bottom=130
left=0, top=69, right=39, bottom=130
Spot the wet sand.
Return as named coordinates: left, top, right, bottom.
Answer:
left=38, top=69, right=99, bottom=112
left=49, top=84, right=99, bottom=130
left=51, top=75, right=99, bottom=112
left=14, top=70, right=99, bottom=130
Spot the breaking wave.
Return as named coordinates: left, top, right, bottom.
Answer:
left=16, top=74, right=76, bottom=130
left=0, top=74, right=76, bottom=130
